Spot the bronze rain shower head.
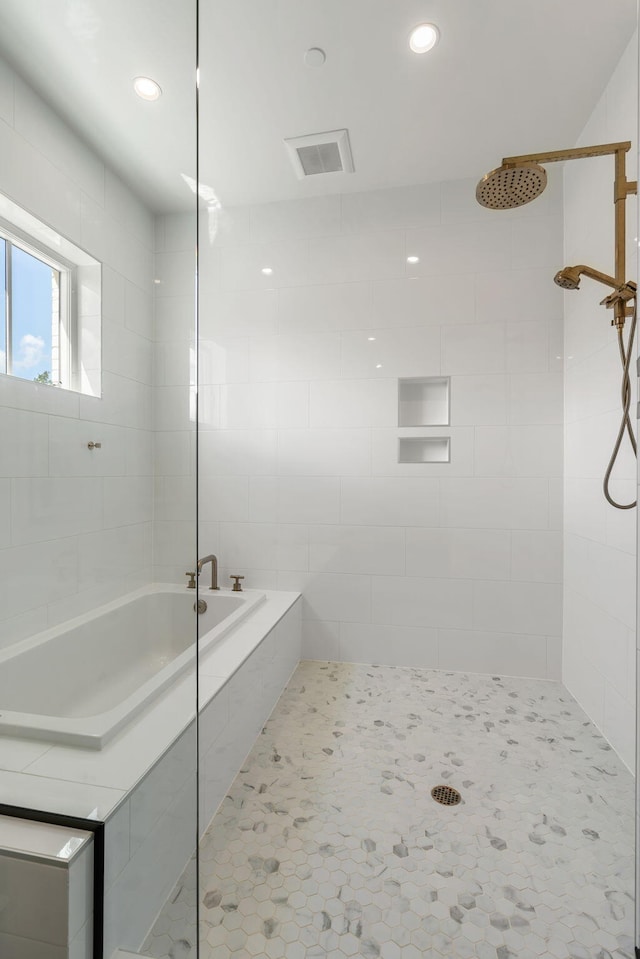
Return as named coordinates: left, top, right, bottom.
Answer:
left=475, top=162, right=548, bottom=210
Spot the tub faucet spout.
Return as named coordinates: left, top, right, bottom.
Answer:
left=197, top=554, right=220, bottom=591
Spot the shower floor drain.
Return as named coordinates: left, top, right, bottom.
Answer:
left=431, top=785, right=461, bottom=806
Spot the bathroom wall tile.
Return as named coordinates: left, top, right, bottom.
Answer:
left=508, top=371, right=563, bottom=424
left=450, top=374, right=508, bottom=425
left=409, top=221, right=512, bottom=276
left=220, top=382, right=277, bottom=429
left=278, top=282, right=372, bottom=336
left=251, top=195, right=341, bottom=242
left=506, top=320, right=551, bottom=373
left=153, top=251, right=196, bottom=299
left=220, top=240, right=309, bottom=291
left=371, top=275, right=475, bottom=329
left=278, top=571, right=371, bottom=624
left=103, top=801, right=131, bottom=890
left=405, top=527, right=510, bottom=581
left=11, top=477, right=102, bottom=545
left=0, top=55, right=14, bottom=126
left=0, top=854, right=68, bottom=944
left=442, top=322, right=506, bottom=375
left=14, top=74, right=104, bottom=204
left=511, top=530, right=563, bottom=583
left=80, top=372, right=151, bottom=431
left=307, top=230, right=405, bottom=284
left=104, top=171, right=153, bottom=250
left=372, top=575, right=473, bottom=630
left=77, top=525, right=150, bottom=590
left=475, top=268, right=563, bottom=325
left=511, top=215, right=563, bottom=270
left=198, top=475, right=249, bottom=523
left=153, top=520, right=200, bottom=572
left=340, top=476, right=439, bottom=527
left=250, top=332, right=341, bottom=382
left=199, top=336, right=248, bottom=386
left=340, top=622, right=439, bottom=667
left=0, top=479, right=11, bottom=548
left=0, top=933, right=66, bottom=959
left=124, top=427, right=152, bottom=478
left=153, top=341, right=194, bottom=388
left=48, top=418, right=125, bottom=477
left=473, top=580, right=562, bottom=635
left=0, top=408, right=49, bottom=477
left=341, top=182, right=440, bottom=233
left=0, top=113, right=82, bottom=242
left=277, top=428, right=371, bottom=476
left=439, top=477, right=549, bottom=530
left=437, top=628, right=549, bottom=678
left=474, top=425, right=563, bottom=478
left=103, top=476, right=153, bottom=528
left=302, top=620, right=341, bottom=661
left=152, top=386, right=195, bottom=432
left=154, top=431, right=192, bottom=477
left=68, top=842, right=93, bottom=941
left=341, top=326, right=441, bottom=379
left=308, top=524, right=405, bottom=576
left=275, top=476, right=341, bottom=525
left=309, top=379, right=396, bottom=429
left=603, top=680, right=635, bottom=773
left=199, top=429, right=277, bottom=477
left=103, top=323, right=152, bottom=386
left=277, top=382, right=310, bottom=428
left=200, top=287, right=275, bottom=340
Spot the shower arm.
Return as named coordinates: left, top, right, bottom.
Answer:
left=502, top=141, right=638, bottom=326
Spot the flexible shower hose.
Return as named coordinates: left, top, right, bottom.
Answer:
left=603, top=298, right=637, bottom=509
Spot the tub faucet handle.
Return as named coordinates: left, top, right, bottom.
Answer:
left=185, top=571, right=196, bottom=589
left=230, top=575, right=245, bottom=592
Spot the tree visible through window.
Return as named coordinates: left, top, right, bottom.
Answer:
left=0, top=234, right=62, bottom=385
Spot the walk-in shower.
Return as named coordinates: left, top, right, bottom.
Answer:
left=478, top=141, right=638, bottom=508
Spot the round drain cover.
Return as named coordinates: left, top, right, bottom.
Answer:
left=431, top=785, right=461, bottom=806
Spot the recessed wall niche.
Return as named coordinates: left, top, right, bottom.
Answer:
left=398, top=376, right=450, bottom=427
left=398, top=436, right=451, bottom=464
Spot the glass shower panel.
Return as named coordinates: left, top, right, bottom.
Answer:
left=0, top=3, right=198, bottom=957
left=196, top=3, right=638, bottom=959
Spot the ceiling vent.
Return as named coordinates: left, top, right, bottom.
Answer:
left=284, top=129, right=355, bottom=179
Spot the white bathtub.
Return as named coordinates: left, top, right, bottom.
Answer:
left=0, top=584, right=265, bottom=750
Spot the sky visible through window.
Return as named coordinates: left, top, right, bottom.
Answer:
left=0, top=240, right=56, bottom=382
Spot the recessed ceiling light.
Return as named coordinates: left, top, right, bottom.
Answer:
left=409, top=23, right=440, bottom=54
left=261, top=267, right=273, bottom=276
left=376, top=364, right=383, bottom=369
left=407, top=255, right=420, bottom=264
left=304, top=47, right=326, bottom=68
left=134, top=76, right=162, bottom=101
left=368, top=337, right=376, bottom=341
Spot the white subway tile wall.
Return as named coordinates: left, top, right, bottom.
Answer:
left=563, top=34, right=637, bottom=771
left=193, top=166, right=565, bottom=682
left=0, top=53, right=157, bottom=653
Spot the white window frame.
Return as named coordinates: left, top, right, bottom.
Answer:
left=0, top=191, right=101, bottom=397
left=0, top=218, right=75, bottom=388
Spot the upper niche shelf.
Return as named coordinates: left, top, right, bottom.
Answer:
left=398, top=376, right=450, bottom=427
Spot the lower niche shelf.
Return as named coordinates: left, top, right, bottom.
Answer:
left=398, top=436, right=450, bottom=464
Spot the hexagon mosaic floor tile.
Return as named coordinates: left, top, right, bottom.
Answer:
left=143, top=661, right=634, bottom=959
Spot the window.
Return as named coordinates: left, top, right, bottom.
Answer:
left=0, top=228, right=68, bottom=386
left=0, top=193, right=101, bottom=397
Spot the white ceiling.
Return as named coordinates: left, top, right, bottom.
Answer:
left=0, top=0, right=636, bottom=212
